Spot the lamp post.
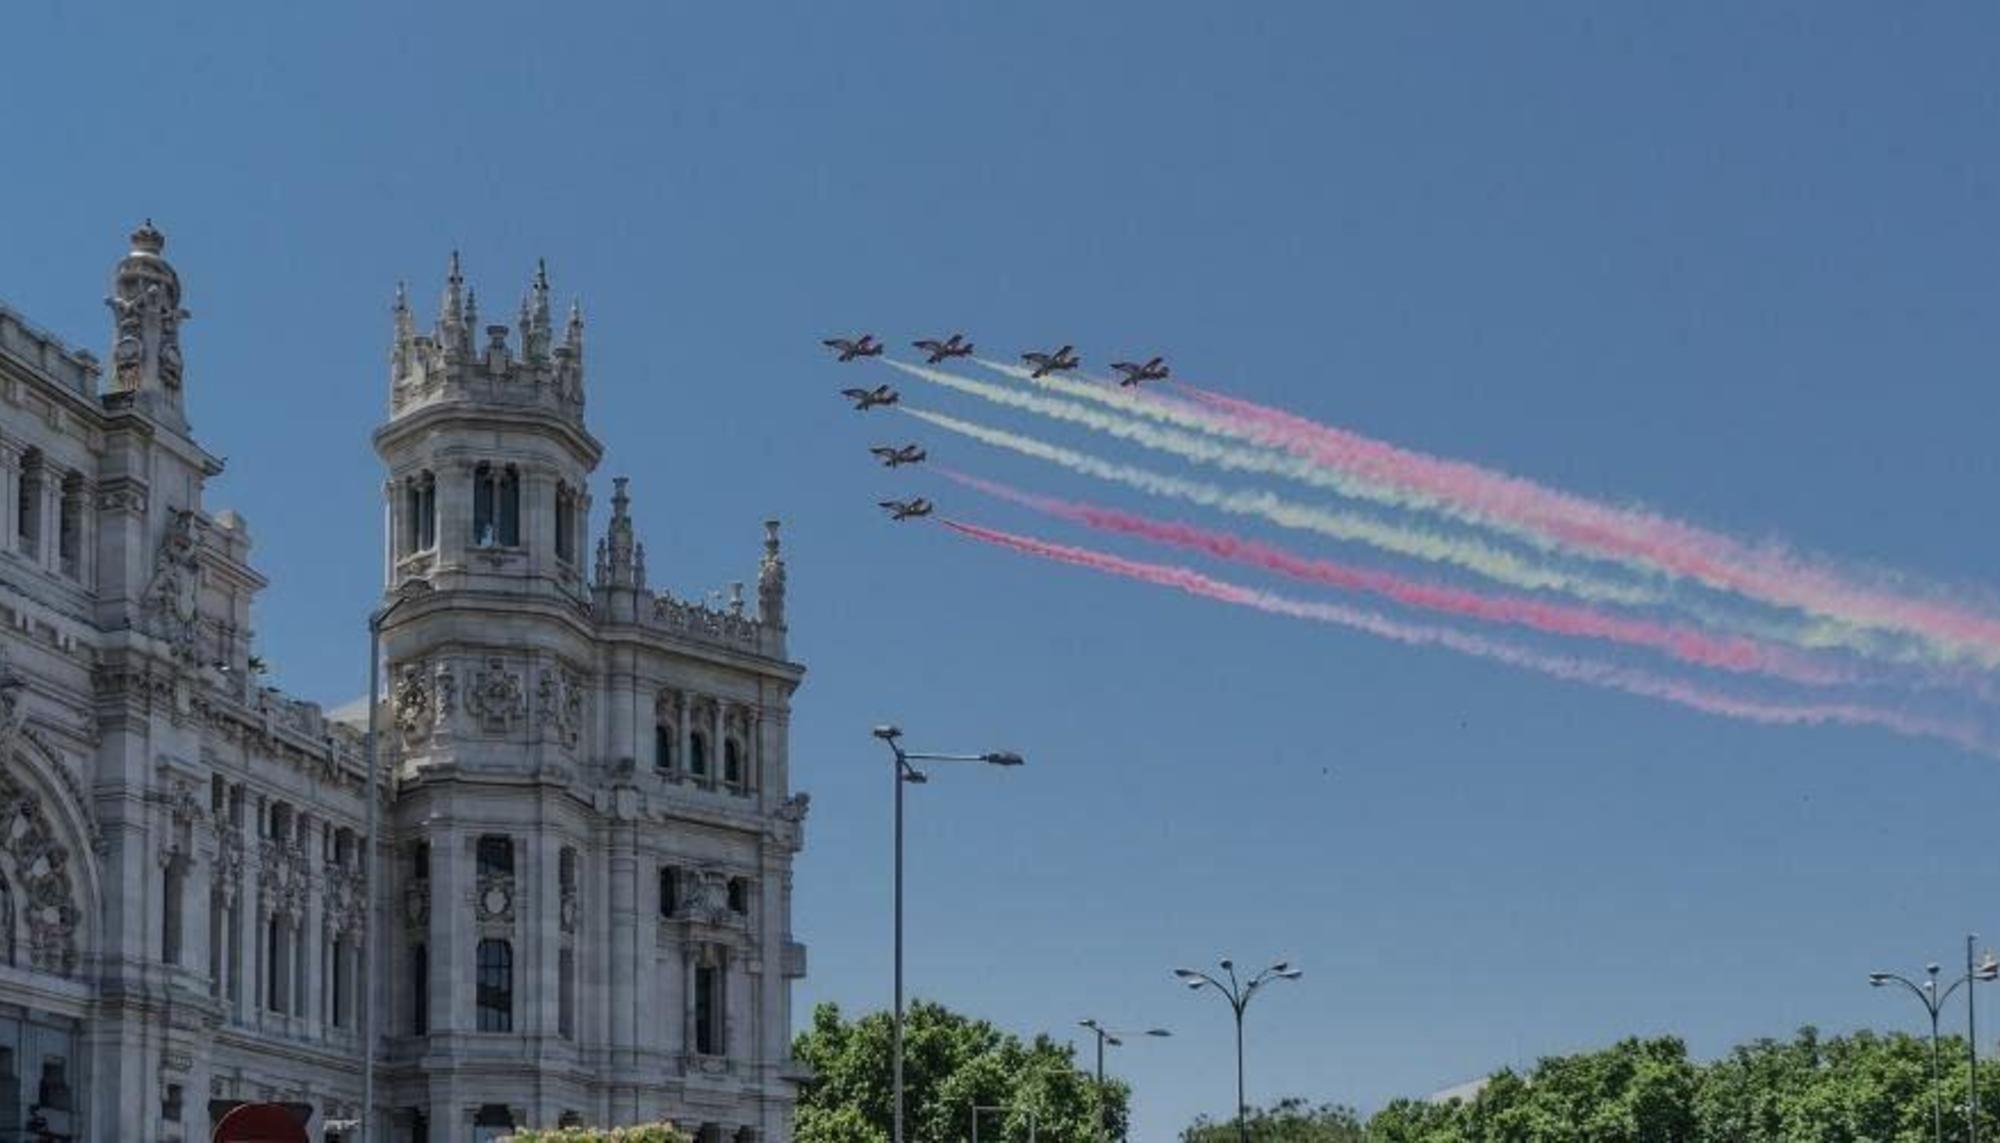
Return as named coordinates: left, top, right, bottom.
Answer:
left=1869, top=946, right=1999, bottom=1143
left=874, top=725, right=1024, bottom=1143
left=1173, top=959, right=1301, bottom=1143
left=1078, top=1020, right=1169, bottom=1141
left=361, top=577, right=431, bottom=1143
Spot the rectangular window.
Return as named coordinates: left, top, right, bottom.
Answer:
left=690, top=733, right=709, bottom=779
left=473, top=464, right=495, bottom=547
left=498, top=467, right=520, bottom=546
left=265, top=919, right=286, bottom=1013
left=476, top=939, right=513, bottom=1032
left=410, top=943, right=429, bottom=1035
left=476, top=836, right=513, bottom=879
left=555, top=486, right=576, bottom=563
left=695, top=962, right=722, bottom=1055
left=659, top=867, right=678, bottom=918
left=727, top=878, right=747, bottom=915
left=655, top=725, right=675, bottom=773
left=559, top=947, right=575, bottom=1039
left=161, top=860, right=183, bottom=966
left=56, top=474, right=80, bottom=576
left=15, top=451, right=41, bottom=559
left=332, top=936, right=350, bottom=1028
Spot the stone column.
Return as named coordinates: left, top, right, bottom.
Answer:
left=0, top=438, right=19, bottom=552
left=302, top=824, right=324, bottom=1039
left=608, top=828, right=637, bottom=1057
left=430, top=826, right=463, bottom=1033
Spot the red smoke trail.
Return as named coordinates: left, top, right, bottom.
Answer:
left=940, top=517, right=1996, bottom=756
left=936, top=468, right=1850, bottom=685
left=1168, top=382, right=2000, bottom=664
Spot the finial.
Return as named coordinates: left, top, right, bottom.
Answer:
left=729, top=582, right=745, bottom=616
left=535, top=258, right=551, bottom=293
left=763, top=519, right=782, bottom=558
left=463, top=286, right=479, bottom=332
left=758, top=518, right=788, bottom=628
left=393, top=280, right=409, bottom=314
left=612, top=476, right=630, bottom=515
left=130, top=219, right=166, bottom=255
left=441, top=250, right=465, bottom=331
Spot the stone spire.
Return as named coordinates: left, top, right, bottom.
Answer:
left=438, top=251, right=466, bottom=357
left=602, top=476, right=639, bottom=589
left=523, top=259, right=554, bottom=362
left=105, top=220, right=190, bottom=420
left=462, top=286, right=479, bottom=349
left=758, top=519, right=787, bottom=628
left=391, top=281, right=415, bottom=377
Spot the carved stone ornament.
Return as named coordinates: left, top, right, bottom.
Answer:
left=404, top=876, right=430, bottom=930
left=560, top=884, right=579, bottom=935
left=0, top=650, right=23, bottom=747
left=0, top=767, right=82, bottom=976
left=394, top=664, right=433, bottom=745
left=776, top=792, right=811, bottom=824
left=467, top=658, right=524, bottom=734
left=537, top=665, right=583, bottom=748
left=140, top=509, right=201, bottom=662
left=475, top=872, right=515, bottom=924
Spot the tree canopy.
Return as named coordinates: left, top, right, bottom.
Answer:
left=1180, top=1098, right=1366, bottom=1143
left=1360, top=1027, right=2000, bottom=1143
left=793, top=1000, right=1130, bottom=1143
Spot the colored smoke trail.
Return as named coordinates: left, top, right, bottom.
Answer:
left=934, top=467, right=1854, bottom=686
left=940, top=518, right=1997, bottom=757
left=1172, top=382, right=2000, bottom=665
left=970, top=357, right=2000, bottom=667
left=888, top=359, right=1425, bottom=518
left=897, top=405, right=1664, bottom=606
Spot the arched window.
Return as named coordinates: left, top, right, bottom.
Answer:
left=658, top=867, right=679, bottom=918
left=694, top=953, right=724, bottom=1055
left=654, top=724, right=675, bottom=774
left=56, top=472, right=82, bottom=577
left=723, top=738, right=743, bottom=788
left=404, top=471, right=436, bottom=553
left=689, top=732, right=709, bottom=779
left=15, top=449, right=42, bottom=559
left=554, top=483, right=577, bottom=563
left=476, top=939, right=513, bottom=1032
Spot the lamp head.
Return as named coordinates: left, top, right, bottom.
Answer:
left=1869, top=973, right=1890, bottom=986
left=1270, top=961, right=1291, bottom=974
left=1146, top=1028, right=1172, bottom=1038
left=1219, top=958, right=1234, bottom=972
left=1079, top=1019, right=1100, bottom=1031
left=1172, top=968, right=1200, bottom=980
left=902, top=768, right=929, bottom=785
left=873, top=725, right=903, bottom=742
left=1928, top=963, right=1943, bottom=976
left=1107, top=1035, right=1123, bottom=1047
left=983, top=751, right=1026, bottom=767
left=1979, top=951, right=2000, bottom=981
left=1276, top=968, right=1304, bottom=981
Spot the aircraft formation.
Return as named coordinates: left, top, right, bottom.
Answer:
left=822, top=331, right=1170, bottom=521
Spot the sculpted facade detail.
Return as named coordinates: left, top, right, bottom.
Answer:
left=141, top=509, right=201, bottom=662
left=537, top=664, right=583, bottom=748
left=467, top=658, right=524, bottom=735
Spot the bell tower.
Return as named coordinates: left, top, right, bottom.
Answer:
left=373, top=254, right=598, bottom=602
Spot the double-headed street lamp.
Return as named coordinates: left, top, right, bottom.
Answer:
left=1869, top=941, right=2000, bottom=1143
left=1174, top=959, right=1302, bottom=1143
left=361, top=577, right=432, bottom=1143
left=874, top=725, right=1024, bottom=1143
left=1078, top=1020, right=1170, bottom=1139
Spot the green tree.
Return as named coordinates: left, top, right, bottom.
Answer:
left=1179, top=1098, right=1366, bottom=1143
left=793, top=1001, right=1128, bottom=1143
left=500, top=1125, right=686, bottom=1143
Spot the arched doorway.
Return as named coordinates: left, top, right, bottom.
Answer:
left=211, top=1101, right=311, bottom=1143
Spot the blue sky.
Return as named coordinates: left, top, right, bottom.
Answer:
left=5, top=3, right=2000, bottom=1138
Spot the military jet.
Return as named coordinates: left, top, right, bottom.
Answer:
left=912, top=333, right=974, bottom=364
left=840, top=385, right=901, bottom=411
left=1021, top=344, right=1081, bottom=378
left=878, top=497, right=934, bottom=521
left=1110, top=356, right=1170, bottom=387
left=822, top=333, right=884, bottom=361
left=869, top=444, right=928, bottom=468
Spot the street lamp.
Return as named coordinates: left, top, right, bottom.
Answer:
left=1869, top=944, right=2000, bottom=1143
left=1078, top=1020, right=1170, bottom=1140
left=1173, top=959, right=1301, bottom=1143
left=361, top=577, right=432, bottom=1143
left=874, top=725, right=1024, bottom=1143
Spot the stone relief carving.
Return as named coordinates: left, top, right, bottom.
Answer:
left=322, top=863, right=367, bottom=939
left=404, top=874, right=430, bottom=931
left=467, top=658, right=524, bottom=734
left=537, top=665, right=583, bottom=748
left=0, top=767, right=82, bottom=976
left=140, top=509, right=201, bottom=662
left=393, top=664, right=433, bottom=745
left=475, top=871, right=515, bottom=925
left=560, top=881, right=579, bottom=935
left=776, top=792, right=811, bottom=824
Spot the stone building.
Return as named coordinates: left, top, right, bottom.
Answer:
left=0, top=225, right=810, bottom=1141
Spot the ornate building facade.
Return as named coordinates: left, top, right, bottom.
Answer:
left=0, top=226, right=809, bottom=1141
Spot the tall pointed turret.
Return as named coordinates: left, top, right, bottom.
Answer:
left=391, top=281, right=415, bottom=379
left=438, top=251, right=466, bottom=358
left=524, top=259, right=554, bottom=362
left=603, top=476, right=639, bottom=589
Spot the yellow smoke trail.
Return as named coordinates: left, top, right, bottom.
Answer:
left=899, top=405, right=1664, bottom=607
